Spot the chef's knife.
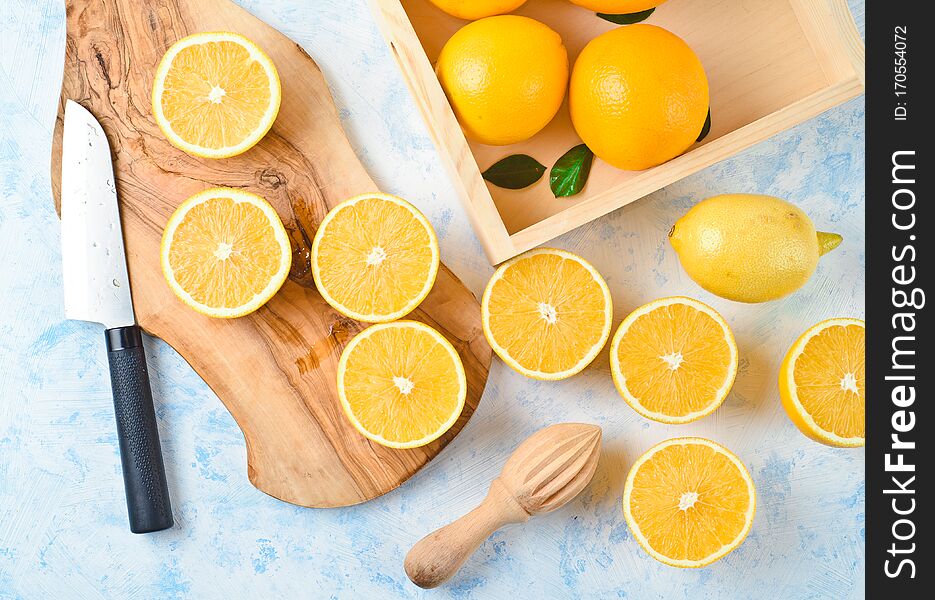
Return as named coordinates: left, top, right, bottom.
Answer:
left=60, top=100, right=173, bottom=534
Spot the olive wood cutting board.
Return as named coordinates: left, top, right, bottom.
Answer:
left=49, top=0, right=491, bottom=507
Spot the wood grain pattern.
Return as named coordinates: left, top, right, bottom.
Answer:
left=404, top=423, right=602, bottom=588
left=370, top=0, right=865, bottom=264
left=49, top=0, right=491, bottom=508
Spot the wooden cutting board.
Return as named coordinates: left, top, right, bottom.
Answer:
left=49, top=0, right=491, bottom=507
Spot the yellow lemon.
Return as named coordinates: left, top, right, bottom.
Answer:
left=152, top=32, right=281, bottom=159
left=569, top=24, right=708, bottom=170
left=312, top=193, right=439, bottom=324
left=436, top=16, right=569, bottom=146
left=610, top=297, right=738, bottom=424
left=624, top=437, right=756, bottom=568
left=482, top=248, right=613, bottom=380
left=161, top=188, right=291, bottom=318
left=428, top=0, right=527, bottom=20
left=569, top=0, right=667, bottom=12
left=669, top=194, right=843, bottom=303
left=337, top=321, right=466, bottom=449
left=779, top=318, right=865, bottom=447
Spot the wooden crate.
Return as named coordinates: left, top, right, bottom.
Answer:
left=370, top=0, right=864, bottom=264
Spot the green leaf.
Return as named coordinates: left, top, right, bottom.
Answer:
left=482, top=154, right=546, bottom=190
left=596, top=8, right=655, bottom=25
left=550, top=144, right=594, bottom=198
left=696, top=108, right=712, bottom=142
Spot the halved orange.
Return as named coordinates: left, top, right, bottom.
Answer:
left=623, top=437, right=756, bottom=568
left=161, top=188, right=291, bottom=318
left=779, top=318, right=865, bottom=447
left=152, top=32, right=281, bottom=158
left=311, top=193, right=439, bottom=323
left=337, top=321, right=466, bottom=449
left=481, top=248, right=612, bottom=380
left=610, top=296, right=737, bottom=423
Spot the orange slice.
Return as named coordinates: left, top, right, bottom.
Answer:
left=610, top=296, right=737, bottom=423
left=481, top=248, right=612, bottom=380
left=779, top=318, right=865, bottom=447
left=160, top=188, right=291, bottom=318
left=311, top=193, right=440, bottom=323
left=623, top=437, right=756, bottom=568
left=152, top=32, right=281, bottom=158
left=337, top=321, right=466, bottom=449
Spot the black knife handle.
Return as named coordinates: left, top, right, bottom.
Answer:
left=105, top=325, right=173, bottom=533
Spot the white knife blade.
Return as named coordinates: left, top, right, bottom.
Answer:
left=61, top=100, right=136, bottom=329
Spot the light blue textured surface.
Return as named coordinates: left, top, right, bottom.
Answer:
left=0, top=1, right=864, bottom=598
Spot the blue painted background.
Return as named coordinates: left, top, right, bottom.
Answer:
left=0, top=0, right=864, bottom=598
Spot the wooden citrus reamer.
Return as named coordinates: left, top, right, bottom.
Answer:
left=405, top=423, right=602, bottom=588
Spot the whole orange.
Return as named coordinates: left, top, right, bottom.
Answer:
left=428, top=0, right=527, bottom=20
left=569, top=24, right=708, bottom=171
left=436, top=16, right=569, bottom=146
left=569, top=0, right=667, bottom=12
